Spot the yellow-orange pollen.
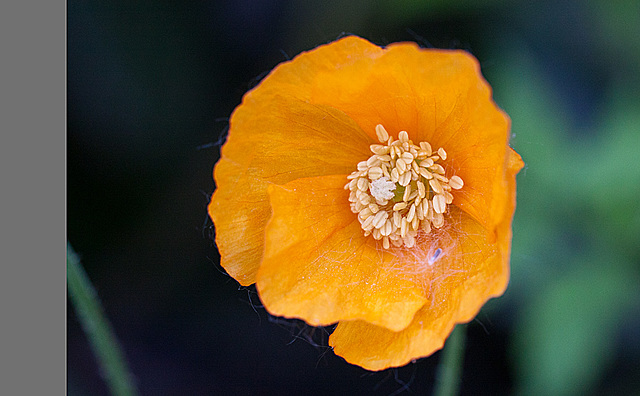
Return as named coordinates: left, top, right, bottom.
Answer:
left=345, top=124, right=464, bottom=249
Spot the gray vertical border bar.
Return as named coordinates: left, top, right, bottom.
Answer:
left=0, top=1, right=66, bottom=394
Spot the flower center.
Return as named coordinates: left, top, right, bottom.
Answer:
left=345, top=124, right=464, bottom=249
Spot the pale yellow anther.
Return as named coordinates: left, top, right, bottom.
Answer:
left=449, top=175, right=464, bottom=190
left=429, top=179, right=444, bottom=194
left=372, top=211, right=388, bottom=229
left=416, top=201, right=425, bottom=220
left=375, top=124, right=389, bottom=143
left=407, top=204, right=416, bottom=223
left=417, top=181, right=426, bottom=198
left=359, top=207, right=372, bottom=218
left=419, top=168, right=432, bottom=180
left=361, top=215, right=375, bottom=230
left=396, top=158, right=407, bottom=173
left=373, top=228, right=382, bottom=240
left=390, top=146, right=400, bottom=159
left=433, top=173, right=448, bottom=183
left=433, top=194, right=446, bottom=214
left=381, top=220, right=393, bottom=236
left=432, top=212, right=445, bottom=228
left=360, top=193, right=372, bottom=204
left=398, top=172, right=411, bottom=186
left=426, top=200, right=434, bottom=220
left=347, top=125, right=464, bottom=249
left=393, top=211, right=402, bottom=227
left=402, top=184, right=412, bottom=202
left=370, top=144, right=387, bottom=155
left=368, top=166, right=383, bottom=180
left=357, top=178, right=369, bottom=191
left=366, top=156, right=381, bottom=167
left=390, top=168, right=399, bottom=183
left=420, top=158, right=434, bottom=168
left=393, top=202, right=407, bottom=211
left=420, top=142, right=432, bottom=156
left=430, top=164, right=445, bottom=174
left=444, top=191, right=454, bottom=204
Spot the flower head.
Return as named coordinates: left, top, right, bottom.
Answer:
left=208, top=35, right=523, bottom=371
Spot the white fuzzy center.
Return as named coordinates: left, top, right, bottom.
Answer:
left=369, top=176, right=396, bottom=201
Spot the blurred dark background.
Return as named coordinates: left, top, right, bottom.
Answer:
left=67, top=1, right=640, bottom=395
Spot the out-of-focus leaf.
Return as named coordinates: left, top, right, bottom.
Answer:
left=512, top=259, right=639, bottom=396
left=579, top=87, right=640, bottom=253
left=588, top=0, right=640, bottom=70
left=490, top=45, right=576, bottom=299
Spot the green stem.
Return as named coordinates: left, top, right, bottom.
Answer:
left=433, top=325, right=466, bottom=396
left=67, top=243, right=138, bottom=396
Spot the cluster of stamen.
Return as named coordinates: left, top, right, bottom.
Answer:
left=345, top=124, right=464, bottom=249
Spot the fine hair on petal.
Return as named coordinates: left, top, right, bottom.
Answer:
left=380, top=207, right=492, bottom=302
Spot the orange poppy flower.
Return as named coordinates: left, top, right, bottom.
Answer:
left=208, top=35, right=523, bottom=371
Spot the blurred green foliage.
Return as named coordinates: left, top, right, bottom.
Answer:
left=490, top=12, right=640, bottom=396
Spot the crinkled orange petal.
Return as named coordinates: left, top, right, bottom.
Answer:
left=251, top=35, right=383, bottom=103
left=256, top=175, right=428, bottom=332
left=208, top=98, right=372, bottom=285
left=309, top=39, right=511, bottom=235
left=329, top=147, right=523, bottom=371
left=329, top=212, right=506, bottom=371
left=208, top=159, right=271, bottom=286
